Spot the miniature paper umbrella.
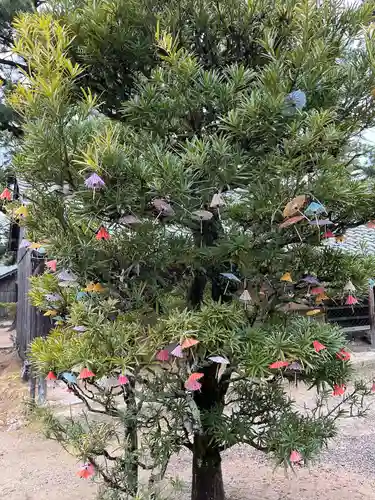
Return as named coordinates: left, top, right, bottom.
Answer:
left=283, top=195, right=306, bottom=218
left=239, top=289, right=251, bottom=303
left=332, top=384, right=346, bottom=396
left=313, top=340, right=326, bottom=352
left=77, top=463, right=95, bottom=479
left=290, top=450, right=302, bottom=463
left=336, top=348, right=350, bottom=361
left=269, top=360, right=289, bottom=369
left=170, top=345, right=184, bottom=358
left=79, top=367, right=95, bottom=379
left=61, top=372, right=77, bottom=384
left=46, top=371, right=57, bottom=380
left=220, top=272, right=241, bottom=283
left=304, top=201, right=326, bottom=215
left=286, top=90, right=307, bottom=110
left=20, top=239, right=31, bottom=248
left=46, top=260, right=57, bottom=272
left=279, top=215, right=304, bottom=228
left=280, top=272, right=293, bottom=283
left=118, top=374, right=129, bottom=385
left=0, top=188, right=11, bottom=200
left=210, top=193, right=225, bottom=208
left=184, top=373, right=203, bottom=391
left=343, top=280, right=356, bottom=293
left=156, top=349, right=170, bottom=362
left=181, top=338, right=199, bottom=349
left=209, top=356, right=230, bottom=364
left=96, top=226, right=110, bottom=240
left=84, top=173, right=105, bottom=190
left=345, top=295, right=358, bottom=305
left=301, top=275, right=320, bottom=285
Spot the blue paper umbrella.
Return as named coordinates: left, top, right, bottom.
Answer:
left=286, top=90, right=307, bottom=110
left=369, top=278, right=375, bottom=287
left=61, top=372, right=77, bottom=384
left=76, top=291, right=87, bottom=301
left=304, top=201, right=326, bottom=215
left=220, top=273, right=241, bottom=283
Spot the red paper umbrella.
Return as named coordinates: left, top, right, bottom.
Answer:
left=46, top=371, right=57, bottom=380
left=336, top=348, right=350, bottom=361
left=290, top=450, right=302, bottom=463
left=118, top=374, right=129, bottom=385
left=181, top=337, right=199, bottom=349
left=46, top=260, right=57, bottom=272
left=345, top=295, right=358, bottom=305
left=79, top=367, right=95, bottom=379
left=322, top=230, right=334, bottom=239
left=311, top=287, right=325, bottom=295
left=332, top=384, right=346, bottom=396
left=0, top=188, right=11, bottom=201
left=279, top=215, right=305, bottom=228
left=156, top=349, right=169, bottom=362
left=269, top=361, right=289, bottom=369
left=96, top=226, right=110, bottom=240
left=313, top=340, right=326, bottom=353
left=77, top=463, right=95, bottom=479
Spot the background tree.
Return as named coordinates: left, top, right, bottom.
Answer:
left=9, top=1, right=375, bottom=500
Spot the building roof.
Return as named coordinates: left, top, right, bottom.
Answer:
left=329, top=225, right=375, bottom=255
left=0, top=264, right=17, bottom=280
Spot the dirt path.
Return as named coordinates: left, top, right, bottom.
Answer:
left=2, top=346, right=375, bottom=499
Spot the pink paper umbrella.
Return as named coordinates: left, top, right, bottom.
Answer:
left=77, top=463, right=95, bottom=479
left=118, top=374, right=129, bottom=385
left=184, top=373, right=204, bottom=391
left=156, top=349, right=169, bottom=362
left=346, top=295, right=358, bottom=305
left=290, top=450, right=302, bottom=463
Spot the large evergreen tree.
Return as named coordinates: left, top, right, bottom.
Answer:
left=9, top=1, right=375, bottom=499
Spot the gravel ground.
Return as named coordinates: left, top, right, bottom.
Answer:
left=2, top=346, right=375, bottom=499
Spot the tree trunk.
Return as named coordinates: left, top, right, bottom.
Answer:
left=191, top=437, right=224, bottom=500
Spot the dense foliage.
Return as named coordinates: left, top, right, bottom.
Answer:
left=8, top=1, right=375, bottom=499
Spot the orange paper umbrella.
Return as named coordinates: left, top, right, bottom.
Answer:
left=280, top=272, right=293, bottom=283
left=84, top=283, right=95, bottom=292
left=181, top=338, right=199, bottom=349
left=283, top=195, right=306, bottom=217
left=79, top=367, right=95, bottom=379
left=44, top=310, right=57, bottom=317
left=92, top=283, right=105, bottom=292
left=315, top=293, right=329, bottom=304
left=279, top=215, right=304, bottom=228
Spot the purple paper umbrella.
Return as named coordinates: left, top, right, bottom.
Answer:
left=84, top=173, right=105, bottom=190
left=45, top=293, right=62, bottom=302
left=58, top=270, right=77, bottom=281
left=20, top=239, right=31, bottom=248
left=309, top=219, right=333, bottom=226
left=73, top=325, right=86, bottom=332
left=301, top=276, right=320, bottom=285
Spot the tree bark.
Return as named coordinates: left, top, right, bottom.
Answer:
left=191, top=437, right=225, bottom=500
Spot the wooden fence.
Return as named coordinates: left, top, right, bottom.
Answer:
left=16, top=240, right=52, bottom=360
